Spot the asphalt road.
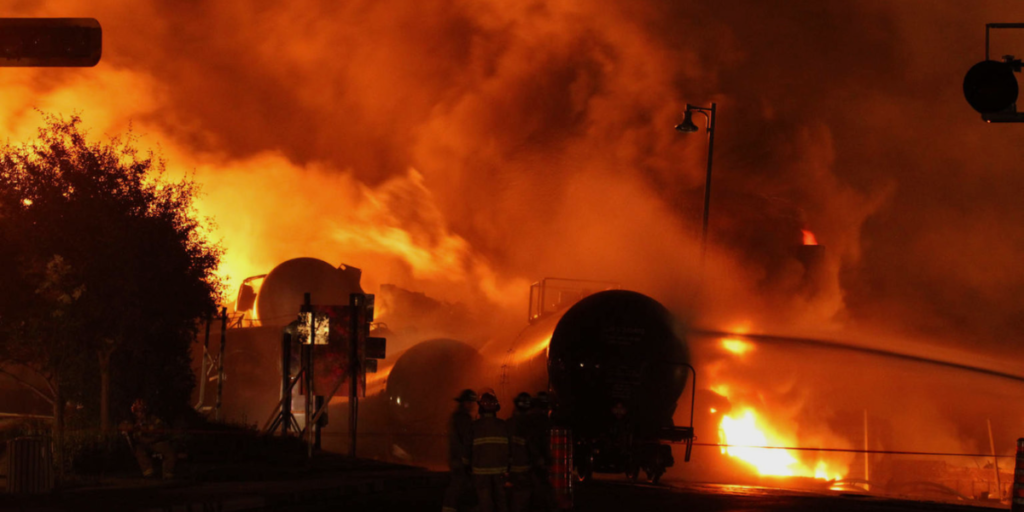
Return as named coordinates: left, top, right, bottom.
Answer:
left=326, top=479, right=1003, bottom=512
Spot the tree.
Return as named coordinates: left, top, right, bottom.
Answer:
left=0, top=114, right=221, bottom=468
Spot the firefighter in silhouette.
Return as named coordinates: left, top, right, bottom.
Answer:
left=506, top=392, right=532, bottom=512
left=442, top=389, right=477, bottom=512
left=472, top=391, right=509, bottom=512
left=529, top=391, right=556, bottom=511
left=608, top=401, right=631, bottom=464
left=120, top=398, right=177, bottom=479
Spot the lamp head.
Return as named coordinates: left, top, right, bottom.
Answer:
left=675, top=109, right=700, bottom=132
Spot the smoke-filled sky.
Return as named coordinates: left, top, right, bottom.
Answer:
left=4, top=1, right=1024, bottom=357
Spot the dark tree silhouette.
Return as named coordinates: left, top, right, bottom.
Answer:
left=0, top=114, right=221, bottom=470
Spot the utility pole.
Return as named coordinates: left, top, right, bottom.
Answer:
left=304, top=293, right=315, bottom=459
left=349, top=293, right=363, bottom=458
left=279, top=327, right=293, bottom=435
left=863, top=409, right=870, bottom=491
left=196, top=315, right=211, bottom=409
left=215, top=306, right=227, bottom=421
left=988, top=419, right=1001, bottom=500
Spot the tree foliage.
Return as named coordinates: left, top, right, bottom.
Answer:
left=0, top=113, right=222, bottom=425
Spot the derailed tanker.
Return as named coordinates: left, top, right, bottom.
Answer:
left=385, top=283, right=695, bottom=481
left=382, top=339, right=483, bottom=463
left=501, top=288, right=693, bottom=482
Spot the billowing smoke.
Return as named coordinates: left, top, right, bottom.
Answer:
left=3, top=1, right=1024, bottom=358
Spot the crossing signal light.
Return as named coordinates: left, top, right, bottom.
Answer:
left=964, top=59, right=1019, bottom=114
left=964, top=23, right=1024, bottom=122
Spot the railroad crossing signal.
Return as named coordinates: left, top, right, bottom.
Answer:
left=298, top=295, right=386, bottom=396
left=274, top=293, right=386, bottom=456
left=964, top=23, right=1024, bottom=122
left=964, top=59, right=1019, bottom=115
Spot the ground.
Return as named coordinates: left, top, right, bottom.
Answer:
left=336, top=478, right=1004, bottom=512
left=0, top=457, right=1005, bottom=511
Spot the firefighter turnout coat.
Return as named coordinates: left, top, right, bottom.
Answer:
left=471, top=413, right=509, bottom=475
left=448, top=409, right=474, bottom=471
left=507, top=411, right=531, bottom=475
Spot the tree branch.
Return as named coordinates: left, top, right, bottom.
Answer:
left=44, top=370, right=57, bottom=396
left=0, top=366, right=55, bottom=405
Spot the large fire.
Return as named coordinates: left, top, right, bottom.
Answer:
left=713, top=337, right=846, bottom=482
left=720, top=338, right=754, bottom=356
left=718, top=408, right=843, bottom=481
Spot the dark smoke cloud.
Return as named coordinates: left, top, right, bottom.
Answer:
left=4, top=1, right=1024, bottom=357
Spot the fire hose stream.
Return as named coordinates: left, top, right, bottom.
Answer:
left=690, top=442, right=1018, bottom=459
left=694, top=330, right=1024, bottom=384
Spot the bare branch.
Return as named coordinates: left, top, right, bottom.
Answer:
left=44, top=375, right=57, bottom=397
left=0, top=366, right=55, bottom=405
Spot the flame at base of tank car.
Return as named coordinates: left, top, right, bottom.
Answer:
left=708, top=335, right=848, bottom=483
left=718, top=408, right=844, bottom=481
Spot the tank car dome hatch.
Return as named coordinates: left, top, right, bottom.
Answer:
left=255, top=258, right=364, bottom=327
left=385, top=339, right=483, bottom=431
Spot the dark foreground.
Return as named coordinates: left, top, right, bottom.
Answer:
left=338, top=480, right=1004, bottom=512
left=1, top=469, right=1005, bottom=512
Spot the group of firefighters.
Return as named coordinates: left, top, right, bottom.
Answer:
left=444, top=389, right=556, bottom=512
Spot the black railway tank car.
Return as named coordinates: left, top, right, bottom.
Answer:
left=545, top=289, right=692, bottom=481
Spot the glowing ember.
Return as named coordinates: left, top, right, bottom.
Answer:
left=22, top=198, right=32, bottom=206
left=719, top=408, right=842, bottom=481
left=721, top=338, right=754, bottom=356
left=801, top=229, right=818, bottom=246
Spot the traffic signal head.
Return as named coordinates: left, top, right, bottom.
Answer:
left=964, top=59, right=1019, bottom=113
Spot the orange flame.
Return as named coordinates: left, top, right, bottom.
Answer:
left=801, top=229, right=818, bottom=246
left=721, top=338, right=754, bottom=356
left=719, top=408, right=843, bottom=481
left=713, top=335, right=844, bottom=482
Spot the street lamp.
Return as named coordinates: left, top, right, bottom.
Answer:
left=675, top=102, right=717, bottom=266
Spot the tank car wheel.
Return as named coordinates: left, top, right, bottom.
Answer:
left=645, top=465, right=665, bottom=484
left=575, top=454, right=595, bottom=483
left=626, top=465, right=640, bottom=483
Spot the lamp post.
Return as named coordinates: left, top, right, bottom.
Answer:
left=675, top=102, right=717, bottom=266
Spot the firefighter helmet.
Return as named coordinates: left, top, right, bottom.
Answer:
left=455, top=389, right=478, bottom=403
left=131, top=398, right=147, bottom=416
left=478, top=392, right=501, bottom=413
left=533, top=391, right=551, bottom=409
left=514, top=392, right=531, bottom=410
